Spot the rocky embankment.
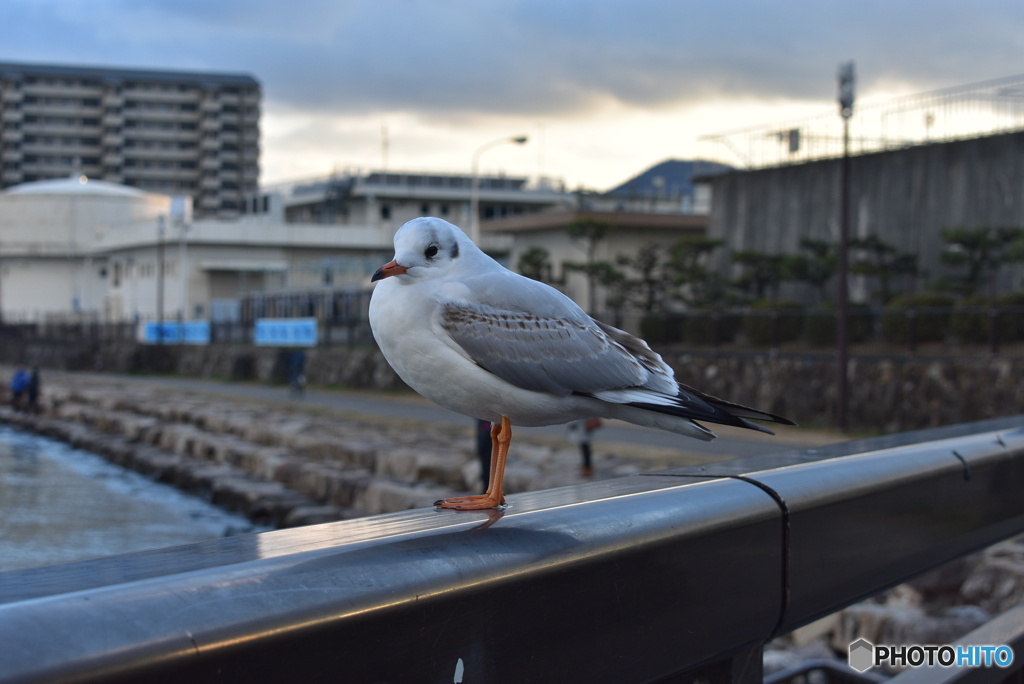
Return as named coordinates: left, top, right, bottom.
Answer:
left=0, top=374, right=652, bottom=527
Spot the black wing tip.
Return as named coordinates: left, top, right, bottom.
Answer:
left=626, top=392, right=796, bottom=436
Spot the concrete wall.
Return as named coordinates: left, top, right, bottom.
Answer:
left=3, top=333, right=1022, bottom=435
left=707, top=131, right=1024, bottom=301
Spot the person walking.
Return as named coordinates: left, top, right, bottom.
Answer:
left=566, top=417, right=603, bottom=477
left=9, top=365, right=29, bottom=411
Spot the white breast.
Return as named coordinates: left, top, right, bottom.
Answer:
left=369, top=277, right=596, bottom=426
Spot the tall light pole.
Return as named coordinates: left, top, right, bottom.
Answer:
left=837, top=61, right=855, bottom=432
left=156, top=215, right=166, bottom=344
left=178, top=222, right=189, bottom=322
left=171, top=195, right=191, bottom=323
left=470, top=135, right=528, bottom=244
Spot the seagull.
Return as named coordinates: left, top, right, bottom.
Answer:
left=369, top=217, right=794, bottom=510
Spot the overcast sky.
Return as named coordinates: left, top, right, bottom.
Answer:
left=2, top=0, right=1022, bottom=190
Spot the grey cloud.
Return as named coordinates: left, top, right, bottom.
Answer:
left=2, top=0, right=1023, bottom=119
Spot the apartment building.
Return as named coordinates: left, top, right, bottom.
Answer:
left=0, top=60, right=259, bottom=218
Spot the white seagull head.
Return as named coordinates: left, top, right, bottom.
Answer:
left=372, top=217, right=475, bottom=283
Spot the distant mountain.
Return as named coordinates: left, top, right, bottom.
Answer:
left=604, top=159, right=732, bottom=198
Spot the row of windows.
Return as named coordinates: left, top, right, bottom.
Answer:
left=124, top=139, right=197, bottom=151
left=123, top=159, right=197, bottom=170
left=126, top=179, right=197, bottom=193
left=23, top=96, right=101, bottom=107
left=22, top=155, right=100, bottom=165
left=124, top=101, right=196, bottom=113
left=124, top=120, right=197, bottom=132
left=376, top=202, right=524, bottom=221
left=23, top=115, right=101, bottom=126
left=121, top=260, right=177, bottom=281
left=381, top=202, right=453, bottom=220
left=22, top=135, right=101, bottom=146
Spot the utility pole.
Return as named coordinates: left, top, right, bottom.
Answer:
left=837, top=61, right=855, bottom=432
left=156, top=215, right=165, bottom=344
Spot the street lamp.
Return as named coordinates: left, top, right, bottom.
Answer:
left=836, top=61, right=855, bottom=432
left=470, top=135, right=528, bottom=244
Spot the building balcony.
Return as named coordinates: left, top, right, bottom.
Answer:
left=121, top=148, right=193, bottom=162
left=122, top=167, right=195, bottom=183
left=21, top=84, right=103, bottom=99
left=122, top=89, right=199, bottom=104
left=21, top=103, right=102, bottom=118
left=20, top=143, right=101, bottom=158
left=20, top=161, right=97, bottom=176
left=120, top=128, right=191, bottom=142
left=121, top=109, right=187, bottom=123
left=21, top=123, right=103, bottom=137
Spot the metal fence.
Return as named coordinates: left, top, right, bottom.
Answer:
left=3, top=305, right=1024, bottom=355
left=0, top=416, right=1022, bottom=683
left=698, top=72, right=1024, bottom=170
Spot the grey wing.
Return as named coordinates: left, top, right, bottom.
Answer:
left=440, top=302, right=658, bottom=396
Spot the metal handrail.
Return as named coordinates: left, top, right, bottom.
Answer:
left=0, top=416, right=1022, bottom=683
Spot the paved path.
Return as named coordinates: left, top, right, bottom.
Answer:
left=59, top=372, right=845, bottom=461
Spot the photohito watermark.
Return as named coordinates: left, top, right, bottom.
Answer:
left=849, top=638, right=1015, bottom=673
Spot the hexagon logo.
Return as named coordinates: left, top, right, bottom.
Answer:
left=848, top=638, right=875, bottom=673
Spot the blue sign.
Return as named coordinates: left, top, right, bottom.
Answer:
left=139, top=320, right=210, bottom=345
left=254, top=318, right=318, bottom=347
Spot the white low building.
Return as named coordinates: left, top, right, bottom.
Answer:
left=0, top=172, right=533, bottom=324
left=0, top=167, right=710, bottom=327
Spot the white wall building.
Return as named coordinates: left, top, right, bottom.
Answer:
left=0, top=168, right=708, bottom=327
left=0, top=173, right=527, bottom=324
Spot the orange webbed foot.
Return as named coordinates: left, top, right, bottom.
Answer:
left=434, top=493, right=506, bottom=510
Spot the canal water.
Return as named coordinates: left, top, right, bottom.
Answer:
left=0, top=424, right=262, bottom=572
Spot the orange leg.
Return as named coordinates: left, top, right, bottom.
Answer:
left=435, top=416, right=511, bottom=510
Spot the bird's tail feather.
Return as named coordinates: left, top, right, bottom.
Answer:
left=591, top=385, right=795, bottom=436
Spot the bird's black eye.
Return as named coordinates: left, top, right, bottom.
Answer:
left=425, top=245, right=439, bottom=258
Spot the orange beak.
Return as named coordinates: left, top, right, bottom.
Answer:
left=371, top=259, right=408, bottom=282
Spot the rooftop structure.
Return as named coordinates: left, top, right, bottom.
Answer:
left=259, top=168, right=568, bottom=230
